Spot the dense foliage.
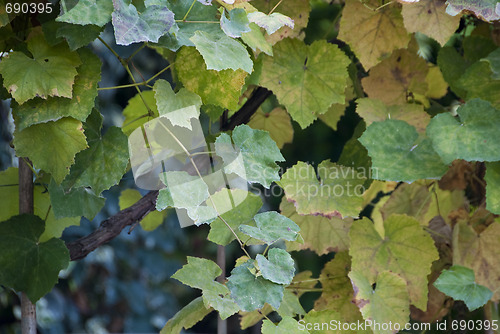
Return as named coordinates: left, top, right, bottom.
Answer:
left=1, top=0, right=500, bottom=332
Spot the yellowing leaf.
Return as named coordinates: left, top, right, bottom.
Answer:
left=14, top=118, right=88, bottom=183
left=260, top=39, right=350, bottom=128
left=356, top=98, right=431, bottom=133
left=122, top=90, right=159, bottom=135
left=339, top=0, right=410, bottom=70
left=453, top=221, right=500, bottom=301
left=362, top=49, right=428, bottom=105
left=426, top=65, right=448, bottom=99
left=247, top=107, right=293, bottom=148
left=281, top=199, right=351, bottom=255
left=402, top=0, right=461, bottom=45
left=349, top=270, right=410, bottom=334
left=176, top=46, right=247, bottom=110
left=349, top=215, right=439, bottom=310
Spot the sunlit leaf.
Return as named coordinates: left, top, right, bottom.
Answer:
left=57, top=0, right=113, bottom=26
left=247, top=107, right=293, bottom=149
left=262, top=317, right=308, bottom=334
left=220, top=8, right=251, bottom=38
left=239, top=211, right=300, bottom=244
left=256, top=248, right=295, bottom=285
left=241, top=23, right=273, bottom=56
left=160, top=297, right=212, bottom=334
left=485, top=162, right=500, bottom=214
left=445, top=0, right=500, bottom=21
left=247, top=11, right=294, bottom=35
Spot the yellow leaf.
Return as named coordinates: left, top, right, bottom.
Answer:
left=247, top=107, right=293, bottom=148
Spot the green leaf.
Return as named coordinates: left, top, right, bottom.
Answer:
left=153, top=79, right=202, bottom=129
left=160, top=297, right=212, bottom=334
left=349, top=270, right=410, bottom=334
left=401, top=0, right=461, bottom=45
left=215, top=124, right=284, bottom=188
left=456, top=61, right=500, bottom=109
left=262, top=317, right=309, bottom=334
left=0, top=214, right=69, bottom=302
left=349, top=215, right=439, bottom=310
left=156, top=171, right=210, bottom=211
left=176, top=46, right=247, bottom=110
left=281, top=199, right=351, bottom=255
left=111, top=0, right=175, bottom=45
left=338, top=0, right=410, bottom=70
left=482, top=47, right=500, bottom=80
left=437, top=46, right=469, bottom=98
left=241, top=23, right=273, bottom=56
left=220, top=8, right=251, bottom=38
left=227, top=259, right=284, bottom=311
left=56, top=23, right=103, bottom=51
left=122, top=90, right=159, bottom=135
left=359, top=119, right=447, bottom=182
left=57, top=0, right=113, bottom=26
left=119, top=189, right=165, bottom=231
left=247, top=11, right=294, bottom=35
left=0, top=29, right=81, bottom=104
left=260, top=39, right=350, bottom=128
left=361, top=49, right=428, bottom=106
left=434, top=265, right=492, bottom=311
left=453, top=221, right=500, bottom=300
left=62, top=110, right=129, bottom=194
left=172, top=256, right=221, bottom=290
left=208, top=189, right=263, bottom=246
left=239, top=211, right=300, bottom=244
left=485, top=162, right=500, bottom=214
left=0, top=168, right=80, bottom=242
left=14, top=118, right=88, bottom=183
left=190, top=31, right=253, bottom=73
left=256, top=248, right=295, bottom=285
left=48, top=179, right=105, bottom=220
left=247, top=107, right=293, bottom=149
left=445, top=0, right=500, bottom=21
left=278, top=160, right=366, bottom=218
left=13, top=48, right=101, bottom=131
left=427, top=99, right=500, bottom=164
left=202, top=283, right=240, bottom=320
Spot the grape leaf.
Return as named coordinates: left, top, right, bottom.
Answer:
left=190, top=30, right=253, bottom=73
left=202, top=283, right=240, bottom=320
left=349, top=270, right=410, bottom=334
left=0, top=214, right=69, bottom=302
left=13, top=48, right=101, bottom=131
left=57, top=0, right=113, bottom=26
left=260, top=39, right=350, bottom=128
left=160, top=297, right=212, bottom=334
left=437, top=46, right=469, bottom=98
left=241, top=23, right=273, bottom=56
left=156, top=171, right=210, bottom=211
left=215, top=124, right=284, bottom=188
left=14, top=118, right=88, bottom=183
left=252, top=0, right=310, bottom=45
left=0, top=168, right=80, bottom=242
left=426, top=65, right=449, bottom=99
left=119, top=189, right=165, bottom=231
left=281, top=199, right=351, bottom=255
left=456, top=62, right=500, bottom=109
left=247, top=11, right=294, bottom=35
left=349, top=215, right=439, bottom=310
left=247, top=107, right=293, bottom=149
left=176, top=47, right=247, bottom=110
left=208, top=189, right=263, bottom=246
left=278, top=161, right=366, bottom=218
left=402, top=0, right=461, bottom=45
left=62, top=110, right=129, bottom=195
left=56, top=23, right=103, bottom=51
left=427, top=99, right=500, bottom=164
left=112, top=0, right=175, bottom=45
left=220, top=8, right=251, bottom=38
left=314, top=252, right=364, bottom=323
left=262, top=317, right=308, bottom=334
left=122, top=90, right=159, bottom=135
left=485, top=162, right=500, bottom=214
left=256, top=248, right=295, bottom=285
left=362, top=49, right=428, bottom=106
left=356, top=98, right=431, bottom=134
left=434, top=265, right=492, bottom=311
left=48, top=180, right=105, bottom=220
left=482, top=47, right=500, bottom=80
left=359, top=119, right=448, bottom=182
left=227, top=259, right=284, bottom=311
left=338, top=0, right=410, bottom=70
left=172, top=256, right=222, bottom=290
left=445, top=0, right=500, bottom=21
left=0, top=29, right=81, bottom=104
left=239, top=211, right=300, bottom=244
left=453, top=220, right=500, bottom=300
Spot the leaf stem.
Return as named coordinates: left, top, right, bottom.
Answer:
left=269, top=0, right=284, bottom=15
left=126, top=43, right=147, bottom=62
left=182, top=0, right=198, bottom=21
left=98, top=36, right=122, bottom=62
